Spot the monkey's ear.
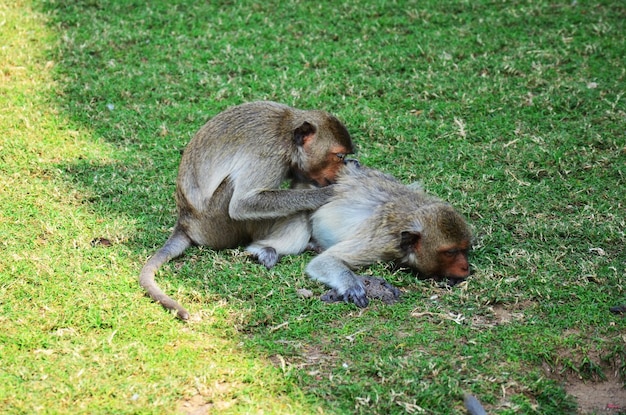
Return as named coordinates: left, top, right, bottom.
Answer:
left=400, top=231, right=421, bottom=252
left=294, top=121, right=317, bottom=146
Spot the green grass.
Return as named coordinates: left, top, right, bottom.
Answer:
left=1, top=0, right=624, bottom=413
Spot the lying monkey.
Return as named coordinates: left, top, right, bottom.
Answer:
left=247, top=162, right=473, bottom=307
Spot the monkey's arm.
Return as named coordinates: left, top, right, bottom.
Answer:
left=306, top=250, right=368, bottom=308
left=229, top=186, right=334, bottom=221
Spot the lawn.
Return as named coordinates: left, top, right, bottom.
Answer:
left=1, top=0, right=624, bottom=414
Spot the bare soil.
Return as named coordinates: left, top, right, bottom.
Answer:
left=565, top=376, right=626, bottom=414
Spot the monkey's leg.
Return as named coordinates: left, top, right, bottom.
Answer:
left=306, top=248, right=369, bottom=307
left=246, top=213, right=311, bottom=269
left=139, top=226, right=192, bottom=320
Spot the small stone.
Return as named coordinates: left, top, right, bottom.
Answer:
left=296, top=288, right=314, bottom=298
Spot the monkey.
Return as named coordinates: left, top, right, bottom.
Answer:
left=139, top=101, right=355, bottom=320
left=307, top=163, right=472, bottom=307
left=246, top=162, right=472, bottom=308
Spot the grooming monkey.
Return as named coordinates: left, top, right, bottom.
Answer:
left=140, top=101, right=354, bottom=320
left=247, top=162, right=472, bottom=307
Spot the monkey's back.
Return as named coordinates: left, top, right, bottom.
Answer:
left=311, top=164, right=445, bottom=252
left=178, top=102, right=293, bottom=204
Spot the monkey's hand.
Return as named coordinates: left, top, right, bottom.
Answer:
left=321, top=275, right=401, bottom=307
left=305, top=241, right=324, bottom=254
left=321, top=284, right=369, bottom=308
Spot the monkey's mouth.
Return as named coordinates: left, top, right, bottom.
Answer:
left=443, top=267, right=474, bottom=286
left=290, top=169, right=334, bottom=187
left=312, top=177, right=334, bottom=187
left=446, top=277, right=466, bottom=287
left=417, top=269, right=472, bottom=287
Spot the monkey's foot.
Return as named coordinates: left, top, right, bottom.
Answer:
left=247, top=246, right=279, bottom=269
left=321, top=276, right=401, bottom=306
left=305, top=241, right=324, bottom=254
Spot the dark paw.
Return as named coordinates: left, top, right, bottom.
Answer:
left=255, top=247, right=278, bottom=269
left=344, top=286, right=369, bottom=308
left=306, top=241, right=324, bottom=254
left=320, top=277, right=401, bottom=307
left=321, top=285, right=368, bottom=308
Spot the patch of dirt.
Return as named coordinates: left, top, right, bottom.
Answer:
left=543, top=337, right=626, bottom=414
left=177, top=394, right=211, bottom=415
left=176, top=382, right=238, bottom=415
left=493, top=304, right=526, bottom=323
left=565, top=376, right=626, bottom=414
left=471, top=301, right=535, bottom=327
left=268, top=343, right=339, bottom=374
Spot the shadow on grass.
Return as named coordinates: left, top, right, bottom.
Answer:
left=39, top=1, right=347, bottom=412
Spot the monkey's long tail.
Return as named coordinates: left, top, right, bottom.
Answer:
left=139, top=227, right=192, bottom=320
left=463, top=394, right=487, bottom=415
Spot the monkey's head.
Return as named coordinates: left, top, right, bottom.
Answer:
left=400, top=204, right=472, bottom=280
left=291, top=112, right=355, bottom=187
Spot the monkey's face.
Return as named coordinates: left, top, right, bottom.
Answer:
left=294, top=114, right=354, bottom=186
left=410, top=238, right=471, bottom=280
left=302, top=144, right=353, bottom=186
left=433, top=241, right=471, bottom=279
left=416, top=206, right=472, bottom=279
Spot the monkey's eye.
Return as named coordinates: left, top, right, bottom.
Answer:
left=444, top=249, right=459, bottom=257
left=336, top=153, right=346, bottom=161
